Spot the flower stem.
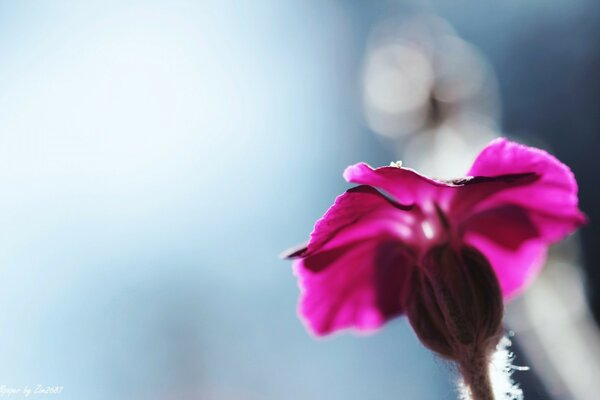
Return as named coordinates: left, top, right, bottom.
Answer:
left=460, top=353, right=495, bottom=400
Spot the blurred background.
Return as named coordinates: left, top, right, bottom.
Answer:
left=0, top=1, right=598, bottom=399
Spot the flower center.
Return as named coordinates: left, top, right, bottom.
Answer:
left=412, top=201, right=453, bottom=246
left=421, top=220, right=435, bottom=240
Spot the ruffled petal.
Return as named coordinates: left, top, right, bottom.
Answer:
left=460, top=138, right=586, bottom=296
left=343, top=163, right=450, bottom=207
left=295, top=239, right=415, bottom=335
left=343, top=162, right=538, bottom=218
left=288, top=185, right=420, bottom=335
left=296, top=185, right=413, bottom=258
left=447, top=173, right=539, bottom=220
left=467, top=138, right=586, bottom=226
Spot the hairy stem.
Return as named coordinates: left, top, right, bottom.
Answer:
left=460, top=353, right=495, bottom=400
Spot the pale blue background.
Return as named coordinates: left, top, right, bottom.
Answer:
left=0, top=1, right=596, bottom=399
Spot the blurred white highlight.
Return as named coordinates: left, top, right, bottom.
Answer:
left=361, top=14, right=501, bottom=180
left=421, top=220, right=434, bottom=240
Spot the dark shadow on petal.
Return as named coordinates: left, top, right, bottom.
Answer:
left=462, top=204, right=540, bottom=250
left=450, top=172, right=540, bottom=218
left=374, top=241, right=416, bottom=319
left=447, top=172, right=539, bottom=187
left=298, top=185, right=415, bottom=257
left=303, top=242, right=364, bottom=273
left=347, top=185, right=415, bottom=211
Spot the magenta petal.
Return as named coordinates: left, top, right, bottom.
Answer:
left=464, top=232, right=547, bottom=298
left=291, top=185, right=418, bottom=335
left=462, top=138, right=586, bottom=296
left=343, top=163, right=450, bottom=207
left=461, top=205, right=540, bottom=251
left=295, top=239, right=415, bottom=336
left=448, top=173, right=539, bottom=219
left=293, top=186, right=412, bottom=335
left=300, top=185, right=412, bottom=257
left=468, top=138, right=586, bottom=225
left=462, top=204, right=542, bottom=297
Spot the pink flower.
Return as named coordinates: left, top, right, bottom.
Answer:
left=285, top=138, right=585, bottom=337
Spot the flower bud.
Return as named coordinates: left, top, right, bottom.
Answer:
left=405, top=244, right=504, bottom=363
